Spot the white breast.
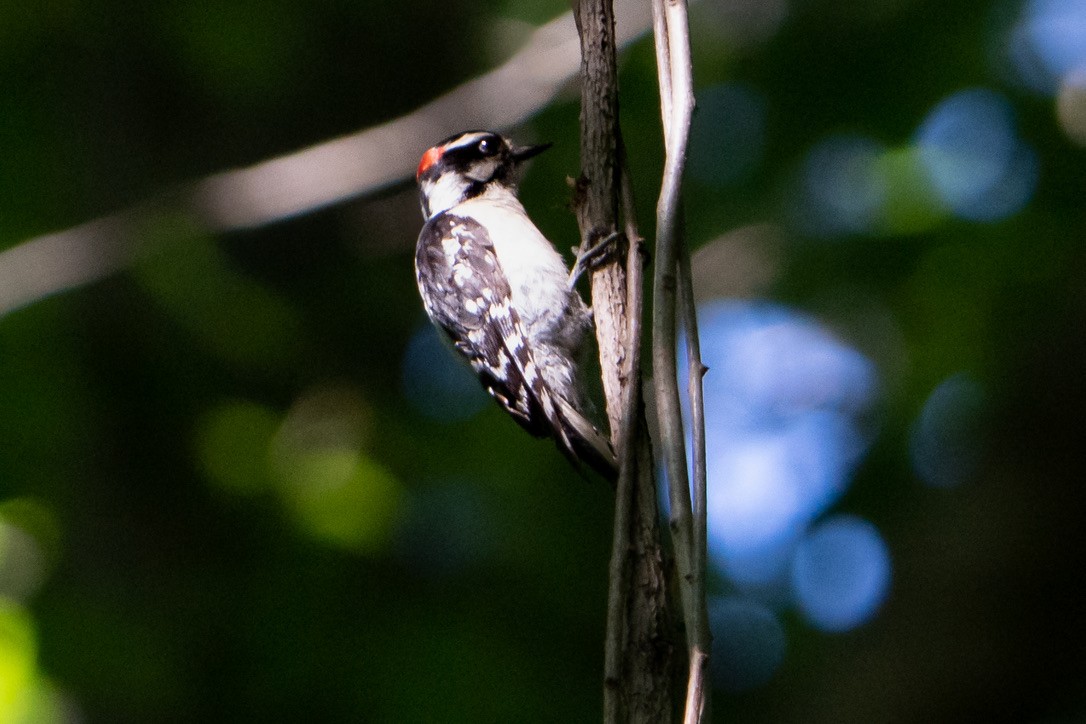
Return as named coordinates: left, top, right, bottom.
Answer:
left=454, top=193, right=572, bottom=330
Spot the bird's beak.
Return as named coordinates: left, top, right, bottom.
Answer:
left=511, top=142, right=553, bottom=164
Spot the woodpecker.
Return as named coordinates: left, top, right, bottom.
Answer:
left=414, top=130, right=617, bottom=479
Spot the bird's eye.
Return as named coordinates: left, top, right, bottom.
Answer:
left=478, top=138, right=493, bottom=155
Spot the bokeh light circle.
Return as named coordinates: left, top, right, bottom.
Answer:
left=1022, top=0, right=1086, bottom=89
left=688, top=301, right=880, bottom=594
left=791, top=514, right=892, bottom=632
left=916, top=88, right=1036, bottom=221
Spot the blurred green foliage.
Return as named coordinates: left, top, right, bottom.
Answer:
left=2, top=0, right=1085, bottom=721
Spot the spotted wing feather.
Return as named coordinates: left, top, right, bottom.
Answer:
left=414, top=214, right=549, bottom=433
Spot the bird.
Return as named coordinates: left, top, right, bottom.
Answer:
left=413, top=130, right=617, bottom=479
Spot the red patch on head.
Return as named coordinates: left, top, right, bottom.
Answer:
left=416, top=146, right=443, bottom=180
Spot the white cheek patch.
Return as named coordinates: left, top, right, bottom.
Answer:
left=424, top=174, right=472, bottom=218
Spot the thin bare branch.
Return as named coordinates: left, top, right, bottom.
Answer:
left=0, top=211, right=141, bottom=318
left=663, top=4, right=710, bottom=675
left=650, top=0, right=711, bottom=720
left=651, top=0, right=674, bottom=145
left=617, top=145, right=647, bottom=471
left=651, top=0, right=696, bottom=621
left=0, top=0, right=652, bottom=320
left=602, top=156, right=642, bottom=724
left=677, top=236, right=708, bottom=641
left=574, top=0, right=673, bottom=721
left=191, top=0, right=653, bottom=231
left=682, top=649, right=710, bottom=724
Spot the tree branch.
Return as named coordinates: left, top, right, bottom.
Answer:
left=650, top=0, right=711, bottom=720
left=651, top=0, right=693, bottom=617
left=682, top=648, right=709, bottom=724
left=677, top=230, right=708, bottom=638
left=573, top=0, right=673, bottom=721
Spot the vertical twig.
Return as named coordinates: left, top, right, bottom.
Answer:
left=676, top=232, right=708, bottom=632
left=677, top=239, right=710, bottom=721
left=682, top=649, right=710, bottom=724
left=650, top=0, right=711, bottom=720
left=573, top=0, right=673, bottom=722
left=573, top=0, right=625, bottom=435
left=673, top=213, right=709, bottom=653
left=620, top=142, right=673, bottom=723
left=602, top=147, right=646, bottom=723
left=651, top=0, right=694, bottom=621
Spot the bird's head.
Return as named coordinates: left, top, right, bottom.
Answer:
left=416, top=130, right=551, bottom=219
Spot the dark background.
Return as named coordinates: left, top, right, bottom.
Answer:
left=1, top=0, right=1084, bottom=721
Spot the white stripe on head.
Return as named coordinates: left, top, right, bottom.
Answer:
left=443, top=132, right=493, bottom=152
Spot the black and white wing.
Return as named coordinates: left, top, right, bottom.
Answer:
left=414, top=213, right=616, bottom=477
left=415, top=213, right=547, bottom=432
